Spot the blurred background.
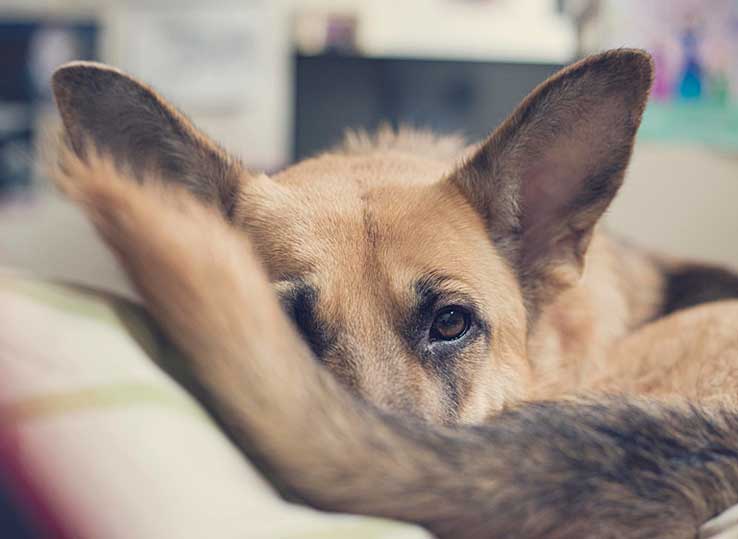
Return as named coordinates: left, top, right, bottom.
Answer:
left=1, top=0, right=737, bottom=298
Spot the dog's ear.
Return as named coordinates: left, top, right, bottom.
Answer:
left=52, top=61, right=246, bottom=217
left=447, top=49, right=653, bottom=311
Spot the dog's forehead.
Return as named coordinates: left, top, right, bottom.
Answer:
left=237, top=153, right=512, bottom=304
left=239, top=153, right=460, bottom=271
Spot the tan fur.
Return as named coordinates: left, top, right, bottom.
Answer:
left=47, top=50, right=738, bottom=537
left=528, top=233, right=667, bottom=396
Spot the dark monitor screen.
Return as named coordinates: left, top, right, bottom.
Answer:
left=294, top=53, right=563, bottom=160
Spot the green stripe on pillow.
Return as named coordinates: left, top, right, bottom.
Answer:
left=1, top=382, right=209, bottom=423
left=0, top=273, right=123, bottom=327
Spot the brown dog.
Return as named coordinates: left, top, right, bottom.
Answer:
left=51, top=50, right=738, bottom=538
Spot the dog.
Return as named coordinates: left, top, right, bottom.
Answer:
left=50, top=49, right=738, bottom=538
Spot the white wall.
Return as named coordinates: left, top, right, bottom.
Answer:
left=608, top=142, right=738, bottom=268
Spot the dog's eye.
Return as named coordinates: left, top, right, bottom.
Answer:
left=430, top=307, right=470, bottom=341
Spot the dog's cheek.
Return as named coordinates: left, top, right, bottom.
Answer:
left=450, top=338, right=496, bottom=422
left=457, top=327, right=531, bottom=423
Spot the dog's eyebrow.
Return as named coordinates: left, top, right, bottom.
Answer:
left=414, top=274, right=478, bottom=310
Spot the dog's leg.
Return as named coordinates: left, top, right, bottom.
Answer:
left=54, top=150, right=738, bottom=539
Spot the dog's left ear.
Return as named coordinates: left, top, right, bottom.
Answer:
left=52, top=61, right=247, bottom=217
left=447, top=49, right=653, bottom=311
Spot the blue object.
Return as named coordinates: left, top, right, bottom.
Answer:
left=677, top=29, right=703, bottom=100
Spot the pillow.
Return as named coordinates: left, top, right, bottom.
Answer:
left=0, top=271, right=428, bottom=539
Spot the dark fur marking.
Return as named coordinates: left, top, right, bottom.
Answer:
left=362, top=205, right=381, bottom=250
left=279, top=281, right=335, bottom=360
left=400, top=275, right=491, bottom=415
left=318, top=398, right=738, bottom=538
left=662, top=264, right=738, bottom=316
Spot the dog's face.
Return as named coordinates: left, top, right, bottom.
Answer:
left=238, top=152, right=529, bottom=422
left=52, top=50, right=653, bottom=423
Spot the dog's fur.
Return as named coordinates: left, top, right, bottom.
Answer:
left=49, top=50, right=738, bottom=538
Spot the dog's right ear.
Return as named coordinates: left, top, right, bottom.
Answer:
left=446, top=49, right=653, bottom=313
left=52, top=61, right=247, bottom=217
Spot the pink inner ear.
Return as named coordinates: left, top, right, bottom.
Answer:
left=519, top=141, right=591, bottom=236
left=518, top=97, right=630, bottom=244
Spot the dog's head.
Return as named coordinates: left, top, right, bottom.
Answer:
left=52, top=50, right=652, bottom=423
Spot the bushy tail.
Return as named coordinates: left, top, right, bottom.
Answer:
left=53, top=148, right=738, bottom=539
